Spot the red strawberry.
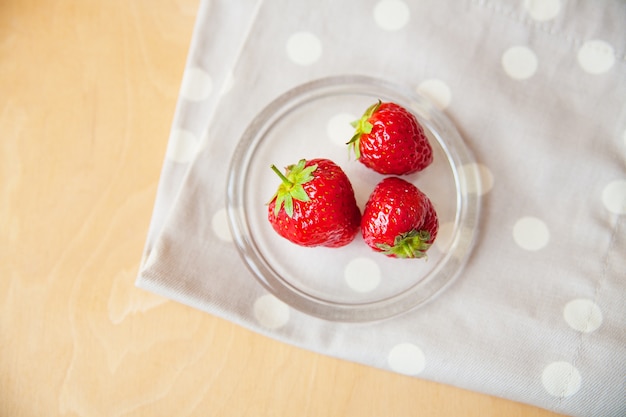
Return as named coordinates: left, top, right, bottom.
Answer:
left=361, top=177, right=438, bottom=258
left=348, top=100, right=433, bottom=175
left=268, top=158, right=361, bottom=248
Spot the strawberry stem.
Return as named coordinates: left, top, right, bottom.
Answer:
left=269, top=160, right=316, bottom=218
left=270, top=164, right=292, bottom=187
left=347, top=100, right=382, bottom=160
left=377, top=230, right=431, bottom=259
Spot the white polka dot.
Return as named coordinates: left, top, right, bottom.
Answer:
left=253, top=294, right=290, bottom=329
left=211, top=208, right=232, bottom=242
left=523, top=0, right=561, bottom=21
left=327, top=113, right=357, bottom=146
left=344, top=258, right=381, bottom=293
left=461, top=163, right=494, bottom=195
left=388, top=343, right=425, bottom=376
left=577, top=40, right=615, bottom=74
left=542, top=362, right=582, bottom=398
left=564, top=299, right=603, bottom=333
left=180, top=67, right=213, bottom=101
left=513, top=217, right=550, bottom=251
left=601, top=180, right=626, bottom=214
left=373, top=0, right=410, bottom=31
left=165, top=129, right=198, bottom=163
left=417, top=79, right=452, bottom=110
left=502, top=46, right=538, bottom=80
left=286, top=32, right=322, bottom=66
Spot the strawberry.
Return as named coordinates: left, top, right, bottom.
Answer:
left=268, top=158, right=361, bottom=248
left=348, top=100, right=433, bottom=175
left=361, top=177, right=438, bottom=258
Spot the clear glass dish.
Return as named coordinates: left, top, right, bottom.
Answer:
left=227, top=75, right=481, bottom=322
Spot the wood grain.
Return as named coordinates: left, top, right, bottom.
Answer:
left=0, top=1, right=566, bottom=416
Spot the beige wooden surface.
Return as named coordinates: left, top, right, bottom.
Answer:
left=0, top=1, right=568, bottom=416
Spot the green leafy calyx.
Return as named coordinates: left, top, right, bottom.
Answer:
left=270, top=159, right=317, bottom=218
left=346, top=100, right=381, bottom=159
left=376, top=229, right=431, bottom=259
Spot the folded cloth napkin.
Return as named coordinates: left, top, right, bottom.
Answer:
left=137, top=0, right=626, bottom=415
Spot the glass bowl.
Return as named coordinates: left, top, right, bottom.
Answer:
left=227, top=75, right=480, bottom=322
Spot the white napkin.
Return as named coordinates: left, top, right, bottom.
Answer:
left=137, top=1, right=626, bottom=415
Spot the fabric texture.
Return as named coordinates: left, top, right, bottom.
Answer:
left=137, top=1, right=626, bottom=415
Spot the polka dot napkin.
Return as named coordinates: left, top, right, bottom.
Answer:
left=136, top=1, right=626, bottom=416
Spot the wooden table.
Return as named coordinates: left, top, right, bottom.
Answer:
left=0, top=1, right=567, bottom=415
